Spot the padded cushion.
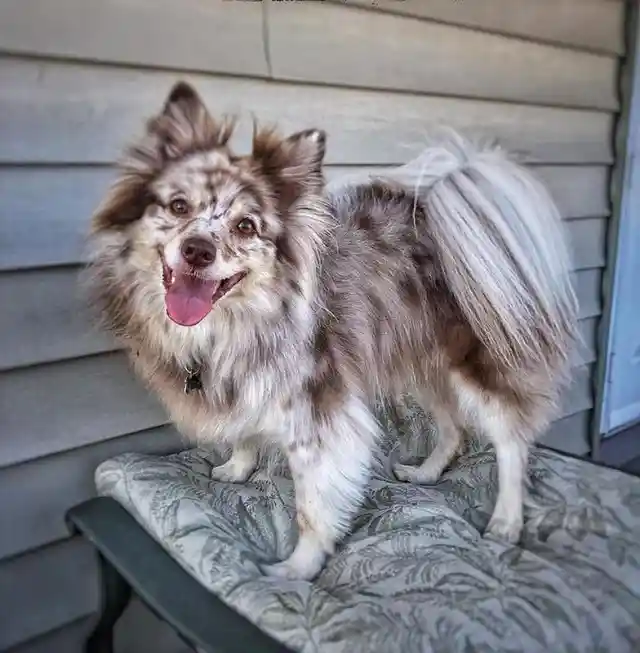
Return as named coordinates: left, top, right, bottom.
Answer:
left=96, top=405, right=640, bottom=653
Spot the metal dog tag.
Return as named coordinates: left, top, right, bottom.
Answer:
left=184, top=369, right=203, bottom=394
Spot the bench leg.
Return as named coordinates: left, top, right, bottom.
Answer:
left=86, top=552, right=132, bottom=653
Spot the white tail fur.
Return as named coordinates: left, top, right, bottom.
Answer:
left=329, top=131, right=580, bottom=376
left=407, top=131, right=579, bottom=374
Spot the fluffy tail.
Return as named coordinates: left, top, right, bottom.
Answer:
left=390, top=131, right=579, bottom=378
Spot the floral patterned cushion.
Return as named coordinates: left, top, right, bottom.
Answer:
left=95, top=405, right=640, bottom=653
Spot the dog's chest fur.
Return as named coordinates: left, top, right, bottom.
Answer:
left=129, top=309, right=311, bottom=446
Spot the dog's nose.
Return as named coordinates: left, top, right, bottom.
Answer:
left=180, top=237, right=216, bottom=268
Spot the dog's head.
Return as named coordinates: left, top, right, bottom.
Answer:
left=89, top=81, right=328, bottom=332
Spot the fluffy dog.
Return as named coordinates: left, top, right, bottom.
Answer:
left=86, top=82, right=579, bottom=580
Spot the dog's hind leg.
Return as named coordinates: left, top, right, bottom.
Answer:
left=393, top=399, right=462, bottom=484
left=458, top=381, right=530, bottom=544
left=262, top=396, right=380, bottom=581
left=482, top=419, right=529, bottom=544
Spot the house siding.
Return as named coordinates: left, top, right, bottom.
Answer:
left=0, top=1, right=625, bottom=650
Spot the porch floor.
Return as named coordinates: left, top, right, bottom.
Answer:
left=602, top=420, right=640, bottom=476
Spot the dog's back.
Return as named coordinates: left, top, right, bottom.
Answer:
left=322, top=134, right=578, bottom=545
left=320, top=152, right=577, bottom=417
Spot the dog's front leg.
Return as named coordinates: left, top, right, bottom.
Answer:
left=262, top=397, right=380, bottom=581
left=210, top=442, right=258, bottom=483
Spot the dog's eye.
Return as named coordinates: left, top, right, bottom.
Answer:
left=236, top=218, right=256, bottom=235
left=169, top=198, right=190, bottom=216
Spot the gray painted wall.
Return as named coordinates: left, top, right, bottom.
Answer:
left=0, top=0, right=625, bottom=650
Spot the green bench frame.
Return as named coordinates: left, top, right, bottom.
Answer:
left=66, top=497, right=295, bottom=653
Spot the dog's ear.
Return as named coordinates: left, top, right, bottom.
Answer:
left=279, top=129, right=327, bottom=179
left=149, top=81, right=235, bottom=161
left=90, top=171, right=152, bottom=232
left=161, top=81, right=204, bottom=116
left=91, top=82, right=236, bottom=231
left=123, top=81, right=234, bottom=174
left=252, top=126, right=326, bottom=188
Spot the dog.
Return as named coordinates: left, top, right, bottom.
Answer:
left=85, top=81, right=579, bottom=581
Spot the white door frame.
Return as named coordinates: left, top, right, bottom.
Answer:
left=597, top=2, right=640, bottom=441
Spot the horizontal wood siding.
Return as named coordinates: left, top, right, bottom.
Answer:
left=0, top=0, right=621, bottom=649
left=541, top=411, right=594, bottom=455
left=0, top=267, right=604, bottom=373
left=335, top=0, right=625, bottom=54
left=0, top=164, right=610, bottom=272
left=0, top=58, right=614, bottom=166
left=0, top=0, right=267, bottom=77
left=268, top=2, right=618, bottom=108
left=0, top=268, right=117, bottom=370
left=6, top=616, right=95, bottom=653
left=0, top=354, right=168, bottom=469
left=7, top=601, right=191, bottom=653
left=0, top=538, right=98, bottom=651
left=0, top=426, right=182, bottom=560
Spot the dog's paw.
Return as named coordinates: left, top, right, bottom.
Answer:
left=210, top=460, right=253, bottom=483
left=261, top=560, right=308, bottom=580
left=261, top=558, right=324, bottom=581
left=261, top=544, right=327, bottom=581
left=393, top=462, right=442, bottom=484
left=484, top=515, right=523, bottom=544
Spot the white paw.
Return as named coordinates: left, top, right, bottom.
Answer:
left=485, top=514, right=523, bottom=544
left=261, top=560, right=307, bottom=580
left=393, top=462, right=443, bottom=484
left=210, top=460, right=253, bottom=483
left=261, top=545, right=327, bottom=581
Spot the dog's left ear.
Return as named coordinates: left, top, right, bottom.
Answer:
left=279, top=129, right=327, bottom=179
left=252, top=126, right=326, bottom=188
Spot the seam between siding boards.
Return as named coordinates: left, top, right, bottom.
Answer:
left=261, top=0, right=273, bottom=77
left=0, top=420, right=173, bottom=474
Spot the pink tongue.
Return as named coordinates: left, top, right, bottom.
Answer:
left=165, top=273, right=218, bottom=326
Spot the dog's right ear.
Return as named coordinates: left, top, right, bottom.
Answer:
left=156, top=82, right=214, bottom=157
left=90, top=170, right=152, bottom=233
left=162, top=81, right=203, bottom=114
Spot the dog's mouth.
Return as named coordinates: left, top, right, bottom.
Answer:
left=161, top=258, right=246, bottom=327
